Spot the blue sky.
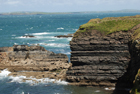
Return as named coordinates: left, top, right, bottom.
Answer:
left=0, top=0, right=140, bottom=13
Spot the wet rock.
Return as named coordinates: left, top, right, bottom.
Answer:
left=55, top=34, right=73, bottom=38
left=22, top=35, right=35, bottom=38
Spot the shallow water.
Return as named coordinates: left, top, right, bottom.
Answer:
left=0, top=12, right=140, bottom=94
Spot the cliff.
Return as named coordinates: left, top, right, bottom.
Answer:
left=66, top=15, right=140, bottom=89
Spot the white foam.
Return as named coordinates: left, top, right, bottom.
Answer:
left=55, top=79, right=68, bottom=85
left=12, top=35, right=16, bottom=36
left=9, top=76, right=26, bottom=83
left=14, top=43, right=18, bottom=45
left=25, top=34, right=28, bottom=35
left=0, top=69, right=68, bottom=85
left=49, top=40, right=55, bottom=41
left=17, top=36, right=30, bottom=39
left=63, top=52, right=71, bottom=55
left=44, top=43, right=69, bottom=48
left=16, top=36, right=36, bottom=39
left=35, top=36, right=54, bottom=39
left=57, top=27, right=64, bottom=30
left=0, top=69, right=11, bottom=78
left=0, top=29, right=2, bottom=30
left=67, top=37, right=72, bottom=41
left=39, top=43, right=48, bottom=45
left=31, top=32, right=49, bottom=35
left=105, top=87, right=115, bottom=90
left=9, top=76, right=68, bottom=85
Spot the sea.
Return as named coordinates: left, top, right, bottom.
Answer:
left=0, top=12, right=140, bottom=94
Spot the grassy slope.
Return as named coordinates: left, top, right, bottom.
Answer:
left=74, top=15, right=140, bottom=37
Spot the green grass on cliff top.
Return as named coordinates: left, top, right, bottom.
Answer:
left=76, top=15, right=140, bottom=35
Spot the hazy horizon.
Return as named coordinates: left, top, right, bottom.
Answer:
left=0, top=0, right=140, bottom=13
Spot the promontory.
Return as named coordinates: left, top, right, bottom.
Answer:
left=66, top=15, right=140, bottom=94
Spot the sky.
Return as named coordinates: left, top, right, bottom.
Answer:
left=0, top=0, right=140, bottom=13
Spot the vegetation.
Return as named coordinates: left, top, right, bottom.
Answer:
left=130, top=69, right=140, bottom=94
left=132, top=28, right=140, bottom=42
left=75, top=15, right=140, bottom=36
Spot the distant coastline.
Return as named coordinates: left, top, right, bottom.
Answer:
left=1, top=9, right=140, bottom=15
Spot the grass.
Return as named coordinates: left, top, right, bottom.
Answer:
left=132, top=28, right=140, bottom=42
left=130, top=69, right=140, bottom=94
left=75, top=15, right=140, bottom=37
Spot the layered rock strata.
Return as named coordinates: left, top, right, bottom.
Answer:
left=0, top=45, right=71, bottom=80
left=66, top=15, right=140, bottom=87
left=66, top=31, right=131, bottom=86
left=55, top=34, right=73, bottom=38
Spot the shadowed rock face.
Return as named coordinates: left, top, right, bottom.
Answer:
left=66, top=28, right=138, bottom=87
left=0, top=45, right=70, bottom=72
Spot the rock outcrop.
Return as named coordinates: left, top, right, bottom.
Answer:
left=66, top=31, right=131, bottom=87
left=66, top=15, right=140, bottom=88
left=55, top=34, right=73, bottom=38
left=0, top=45, right=71, bottom=80
left=22, top=35, right=35, bottom=38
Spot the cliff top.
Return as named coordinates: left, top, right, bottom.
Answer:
left=74, top=15, right=140, bottom=38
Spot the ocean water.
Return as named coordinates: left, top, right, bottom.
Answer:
left=0, top=12, right=140, bottom=94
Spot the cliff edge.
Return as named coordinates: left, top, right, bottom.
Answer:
left=66, top=15, right=140, bottom=90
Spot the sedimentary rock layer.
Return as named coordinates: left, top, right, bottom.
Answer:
left=66, top=15, right=140, bottom=87
left=0, top=45, right=70, bottom=72
left=66, top=17, right=140, bottom=88
left=66, top=30, right=132, bottom=86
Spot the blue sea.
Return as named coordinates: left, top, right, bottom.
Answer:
left=0, top=12, right=140, bottom=94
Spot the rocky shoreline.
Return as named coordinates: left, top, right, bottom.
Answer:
left=0, top=45, right=72, bottom=83
left=1, top=15, right=140, bottom=93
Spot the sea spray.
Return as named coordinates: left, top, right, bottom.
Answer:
left=0, top=69, right=68, bottom=85
left=0, top=69, right=11, bottom=79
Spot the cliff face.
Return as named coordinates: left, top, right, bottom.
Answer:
left=0, top=45, right=70, bottom=72
left=66, top=15, right=140, bottom=87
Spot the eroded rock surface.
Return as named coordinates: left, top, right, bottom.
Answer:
left=55, top=34, right=73, bottom=38
left=66, top=24, right=140, bottom=87
left=0, top=45, right=71, bottom=80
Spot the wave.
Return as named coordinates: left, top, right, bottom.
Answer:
left=57, top=27, right=64, bottom=30
left=104, top=87, right=115, bottom=90
left=63, top=52, right=71, bottom=55
left=12, top=35, right=16, bottom=36
left=31, top=32, right=49, bottom=35
left=14, top=43, right=18, bottom=45
left=49, top=40, right=55, bottom=41
left=16, top=36, right=35, bottom=39
left=67, top=37, right=72, bottom=41
left=40, top=43, right=69, bottom=48
left=0, top=69, right=68, bottom=85
left=0, top=29, right=3, bottom=30
left=35, top=36, right=55, bottom=39
left=0, top=69, right=11, bottom=79
left=24, top=34, right=28, bottom=35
